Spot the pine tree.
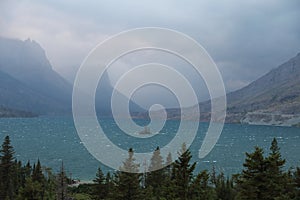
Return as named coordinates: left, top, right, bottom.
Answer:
left=235, top=146, right=268, bottom=199
left=115, top=148, right=142, bottom=200
left=104, top=172, right=114, bottom=199
left=17, top=177, right=43, bottom=200
left=165, top=152, right=173, bottom=178
left=236, top=139, right=287, bottom=200
left=12, top=160, right=23, bottom=196
left=265, top=138, right=286, bottom=198
left=294, top=167, right=300, bottom=199
left=24, top=161, right=32, bottom=178
left=0, top=136, right=16, bottom=199
left=190, top=170, right=216, bottom=200
left=56, top=161, right=68, bottom=200
left=44, top=166, right=56, bottom=200
left=146, top=146, right=165, bottom=199
left=214, top=172, right=235, bottom=200
left=32, top=159, right=44, bottom=183
left=93, top=167, right=107, bottom=199
left=172, top=143, right=196, bottom=200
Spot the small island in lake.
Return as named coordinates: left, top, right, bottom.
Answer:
left=139, top=126, right=151, bottom=135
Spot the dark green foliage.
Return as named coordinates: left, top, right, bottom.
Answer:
left=0, top=136, right=16, bottom=199
left=17, top=177, right=43, bottom=200
left=146, top=146, right=165, bottom=199
left=235, top=138, right=290, bottom=200
left=1, top=136, right=300, bottom=200
left=0, top=136, right=57, bottom=199
left=56, top=162, right=68, bottom=200
left=66, top=138, right=300, bottom=200
left=172, top=143, right=196, bottom=200
left=213, top=172, right=235, bottom=200
left=235, top=146, right=269, bottom=199
left=294, top=167, right=300, bottom=199
left=32, top=159, right=44, bottom=183
left=92, top=167, right=107, bottom=199
left=114, top=148, right=142, bottom=200
left=189, top=170, right=216, bottom=200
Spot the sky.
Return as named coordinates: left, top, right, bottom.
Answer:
left=0, top=0, right=300, bottom=107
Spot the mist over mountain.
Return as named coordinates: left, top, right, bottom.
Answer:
left=0, top=36, right=144, bottom=116
left=223, top=52, right=300, bottom=126
left=226, top=53, right=300, bottom=113
left=0, top=68, right=72, bottom=114
left=147, top=53, right=300, bottom=126
left=1, top=35, right=299, bottom=125
left=0, top=37, right=73, bottom=114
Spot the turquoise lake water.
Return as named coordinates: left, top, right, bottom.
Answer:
left=0, top=117, right=299, bottom=181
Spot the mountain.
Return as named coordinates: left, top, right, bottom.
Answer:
left=223, top=52, right=300, bottom=126
left=0, top=36, right=145, bottom=116
left=0, top=37, right=72, bottom=114
left=96, top=71, right=146, bottom=116
left=0, top=68, right=72, bottom=114
left=145, top=53, right=300, bottom=127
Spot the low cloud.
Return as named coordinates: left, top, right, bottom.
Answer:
left=0, top=0, right=299, bottom=99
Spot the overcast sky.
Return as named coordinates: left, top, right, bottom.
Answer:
left=0, top=0, right=300, bottom=107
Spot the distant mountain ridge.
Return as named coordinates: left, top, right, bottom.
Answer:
left=145, top=52, right=300, bottom=127
left=0, top=36, right=145, bottom=116
left=226, top=52, right=300, bottom=114
left=224, top=52, right=300, bottom=126
left=0, top=36, right=72, bottom=114
left=1, top=35, right=298, bottom=124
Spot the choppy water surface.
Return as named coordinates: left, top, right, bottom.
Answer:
left=0, top=117, right=299, bottom=180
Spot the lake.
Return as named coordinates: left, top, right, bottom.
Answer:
left=0, top=117, right=299, bottom=181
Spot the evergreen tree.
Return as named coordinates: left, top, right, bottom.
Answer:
left=172, top=143, right=196, bottom=200
left=146, top=146, right=165, bottom=199
left=265, top=138, right=286, bottom=198
left=17, top=177, right=43, bottom=200
left=165, top=152, right=173, bottom=178
left=189, top=170, right=216, bottom=200
left=32, top=159, right=44, bottom=183
left=44, top=167, right=57, bottom=200
left=12, top=160, right=23, bottom=196
left=235, top=146, right=268, bottom=199
left=214, top=172, right=235, bottom=200
left=93, top=167, right=107, bottom=199
left=56, top=161, right=68, bottom=200
left=294, top=167, right=300, bottom=199
left=104, top=172, right=115, bottom=199
left=236, top=139, right=287, bottom=200
left=0, top=136, right=16, bottom=199
left=24, top=161, right=32, bottom=178
left=115, top=148, right=142, bottom=200
left=31, top=159, right=46, bottom=199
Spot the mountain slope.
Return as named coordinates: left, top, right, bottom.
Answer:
left=0, top=37, right=72, bottom=112
left=198, top=52, right=300, bottom=126
left=0, top=69, right=70, bottom=114
left=96, top=71, right=146, bottom=116
left=226, top=52, right=300, bottom=114
left=146, top=53, right=300, bottom=126
left=0, top=36, right=145, bottom=116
